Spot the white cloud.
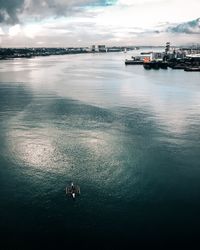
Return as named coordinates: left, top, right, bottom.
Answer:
left=117, top=0, right=167, bottom=6
left=8, top=24, right=21, bottom=36
left=0, top=0, right=200, bottom=47
left=0, top=27, right=5, bottom=35
left=95, top=0, right=200, bottom=29
left=23, top=23, right=43, bottom=38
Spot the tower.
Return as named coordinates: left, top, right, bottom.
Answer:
left=165, top=42, right=170, bottom=54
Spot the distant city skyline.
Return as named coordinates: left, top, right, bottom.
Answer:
left=0, top=0, right=200, bottom=47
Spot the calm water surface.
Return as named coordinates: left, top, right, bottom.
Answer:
left=0, top=52, right=200, bottom=248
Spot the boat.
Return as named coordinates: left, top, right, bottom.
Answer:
left=125, top=59, right=143, bottom=65
left=125, top=56, right=144, bottom=65
left=159, top=61, right=168, bottom=69
left=143, top=61, right=159, bottom=70
left=143, top=62, right=151, bottom=69
left=143, top=60, right=168, bottom=70
left=140, top=51, right=152, bottom=55
left=66, top=182, right=80, bottom=199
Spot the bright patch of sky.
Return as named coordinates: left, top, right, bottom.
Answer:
left=0, top=0, right=200, bottom=47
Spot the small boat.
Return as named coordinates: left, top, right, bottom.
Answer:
left=125, top=59, right=143, bottom=65
left=140, top=51, right=152, bottom=55
left=66, top=182, right=80, bottom=199
left=125, top=56, right=144, bottom=65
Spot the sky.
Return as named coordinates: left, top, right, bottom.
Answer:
left=0, top=0, right=200, bottom=47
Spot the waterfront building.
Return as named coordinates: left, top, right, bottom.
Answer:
left=98, top=45, right=107, bottom=52
left=91, top=45, right=96, bottom=52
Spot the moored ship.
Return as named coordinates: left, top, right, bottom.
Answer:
left=143, top=60, right=168, bottom=70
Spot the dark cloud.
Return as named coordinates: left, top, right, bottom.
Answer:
left=26, top=0, right=116, bottom=17
left=0, top=0, right=115, bottom=24
left=167, top=18, right=200, bottom=34
left=0, top=0, right=25, bottom=23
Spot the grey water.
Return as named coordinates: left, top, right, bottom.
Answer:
left=0, top=51, right=200, bottom=248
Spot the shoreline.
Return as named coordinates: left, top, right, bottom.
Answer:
left=0, top=46, right=135, bottom=60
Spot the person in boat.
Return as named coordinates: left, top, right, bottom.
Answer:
left=71, top=182, right=76, bottom=193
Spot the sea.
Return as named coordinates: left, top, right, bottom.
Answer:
left=0, top=50, right=200, bottom=249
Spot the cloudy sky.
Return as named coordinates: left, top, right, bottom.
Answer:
left=0, top=0, right=200, bottom=47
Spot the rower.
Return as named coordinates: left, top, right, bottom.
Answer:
left=66, top=182, right=80, bottom=200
